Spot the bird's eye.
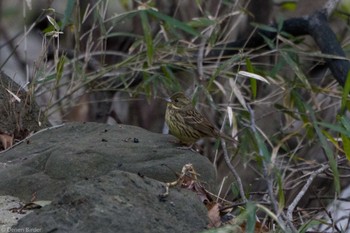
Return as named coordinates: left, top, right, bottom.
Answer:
left=174, top=99, right=179, bottom=103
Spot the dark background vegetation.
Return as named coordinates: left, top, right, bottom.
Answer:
left=1, top=0, right=350, bottom=232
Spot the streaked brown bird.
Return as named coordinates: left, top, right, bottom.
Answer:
left=165, top=92, right=236, bottom=145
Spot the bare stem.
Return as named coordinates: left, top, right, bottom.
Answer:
left=286, top=164, right=329, bottom=221
left=220, top=138, right=247, bottom=203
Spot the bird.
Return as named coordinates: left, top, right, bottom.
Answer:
left=165, top=92, right=236, bottom=145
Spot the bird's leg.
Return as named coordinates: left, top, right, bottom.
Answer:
left=176, top=143, right=200, bottom=153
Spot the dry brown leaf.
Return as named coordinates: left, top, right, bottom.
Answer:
left=0, top=133, right=14, bottom=150
left=207, top=202, right=222, bottom=228
left=160, top=163, right=200, bottom=198
left=194, top=183, right=211, bottom=204
left=239, top=221, right=269, bottom=233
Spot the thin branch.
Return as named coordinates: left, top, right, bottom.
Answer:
left=286, top=164, right=329, bottom=221
left=247, top=104, right=297, bottom=233
left=248, top=105, right=279, bottom=213
left=220, top=138, right=247, bottom=203
left=322, top=0, right=341, bottom=18
left=206, top=0, right=347, bottom=86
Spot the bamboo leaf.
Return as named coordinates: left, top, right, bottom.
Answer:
left=340, top=116, right=350, bottom=160
left=280, top=50, right=311, bottom=89
left=340, top=115, right=350, bottom=131
left=6, top=89, right=21, bottom=103
left=187, top=17, right=216, bottom=28
left=307, top=105, right=340, bottom=193
left=341, top=133, right=350, bottom=161
left=251, top=23, right=278, bottom=32
left=146, top=9, right=199, bottom=36
left=254, top=128, right=270, bottom=163
left=340, top=71, right=350, bottom=114
left=61, top=0, right=76, bottom=29
left=276, top=171, right=285, bottom=212
left=140, top=10, right=154, bottom=65
left=227, top=106, right=233, bottom=127
left=47, top=16, right=60, bottom=31
left=229, top=79, right=247, bottom=110
left=238, top=71, right=270, bottom=84
left=317, top=121, right=350, bottom=137
left=56, top=55, right=66, bottom=84
left=245, top=58, right=256, bottom=99
left=245, top=202, right=257, bottom=233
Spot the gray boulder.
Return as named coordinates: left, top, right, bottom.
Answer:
left=0, top=122, right=216, bottom=233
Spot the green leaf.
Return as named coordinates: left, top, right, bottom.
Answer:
left=307, top=105, right=340, bottom=193
left=341, top=115, right=350, bottom=131
left=291, top=90, right=309, bottom=123
left=280, top=50, right=311, bottom=89
left=317, top=120, right=350, bottom=137
left=341, top=133, right=350, bottom=161
left=276, top=171, right=285, bottom=212
left=47, top=16, right=60, bottom=31
left=298, top=219, right=325, bottom=233
left=270, top=58, right=286, bottom=77
left=140, top=10, right=154, bottom=65
left=161, top=65, right=181, bottom=91
left=260, top=34, right=276, bottom=50
left=34, top=74, right=56, bottom=84
left=56, top=55, right=66, bottom=84
left=246, top=58, right=257, bottom=99
left=107, top=10, right=140, bottom=24
left=340, top=71, right=350, bottom=114
left=253, top=127, right=270, bottom=163
left=340, top=116, right=350, bottom=160
left=274, top=103, right=300, bottom=120
left=251, top=23, right=278, bottom=33
left=61, top=0, right=76, bottom=29
left=207, top=54, right=241, bottom=89
left=187, top=17, right=216, bottom=28
left=281, top=2, right=297, bottom=11
left=105, top=32, right=142, bottom=40
left=245, top=202, right=257, bottom=233
left=250, top=77, right=257, bottom=100
left=146, top=9, right=199, bottom=36
left=230, top=182, right=241, bottom=199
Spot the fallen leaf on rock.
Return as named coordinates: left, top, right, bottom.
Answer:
left=9, top=200, right=51, bottom=214
left=159, top=164, right=223, bottom=228
left=0, top=133, right=14, bottom=150
left=31, top=200, right=52, bottom=208
left=8, top=191, right=51, bottom=214
left=159, top=163, right=199, bottom=198
left=123, top=137, right=132, bottom=142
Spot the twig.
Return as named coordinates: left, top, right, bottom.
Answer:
left=196, top=40, right=205, bottom=81
left=322, top=0, right=341, bottom=18
left=247, top=104, right=278, bottom=210
left=206, top=0, right=346, bottom=86
left=286, top=164, right=329, bottom=221
left=247, top=104, right=297, bottom=233
left=220, top=138, right=247, bottom=203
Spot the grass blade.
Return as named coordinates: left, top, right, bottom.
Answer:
left=146, top=9, right=199, bottom=36
left=140, top=10, right=154, bottom=65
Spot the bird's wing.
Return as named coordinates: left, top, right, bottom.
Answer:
left=184, top=110, right=218, bottom=137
